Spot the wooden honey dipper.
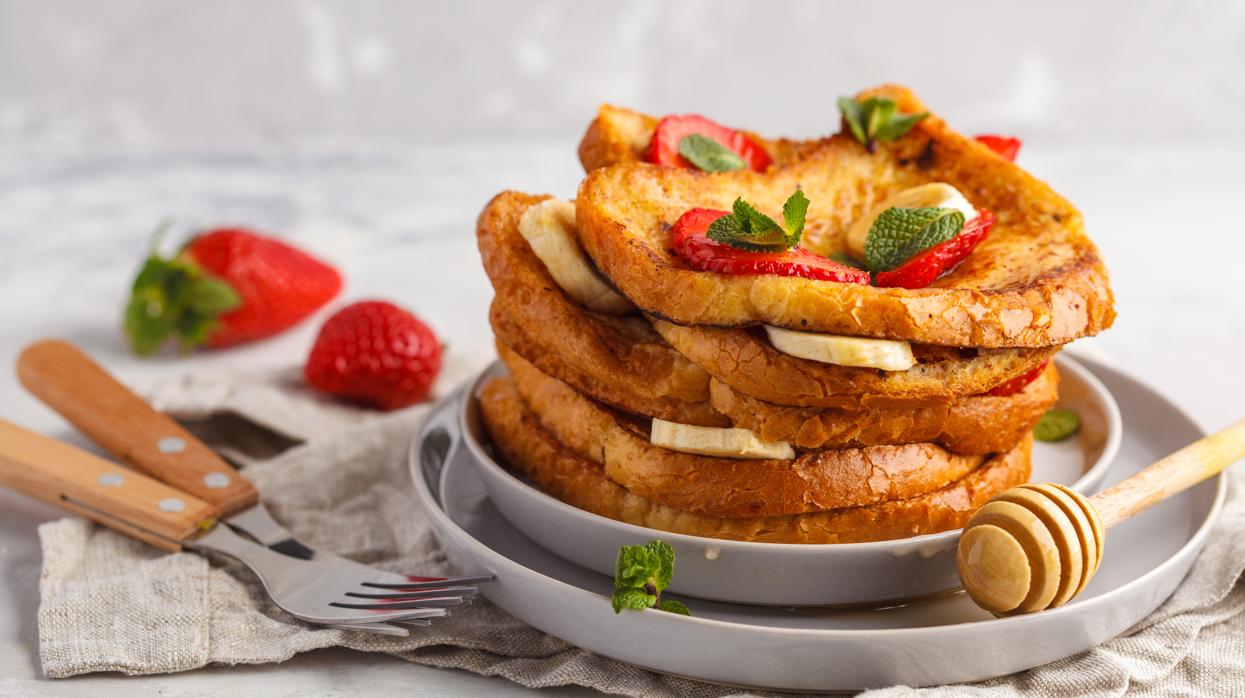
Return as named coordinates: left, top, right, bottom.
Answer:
left=958, top=419, right=1245, bottom=615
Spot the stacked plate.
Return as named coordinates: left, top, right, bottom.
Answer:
left=410, top=355, right=1224, bottom=691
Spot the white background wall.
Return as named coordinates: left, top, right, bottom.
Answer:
left=3, top=0, right=1244, bottom=148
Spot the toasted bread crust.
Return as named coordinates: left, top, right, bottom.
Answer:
left=502, top=349, right=994, bottom=519
left=710, top=363, right=1058, bottom=453
left=577, top=104, right=815, bottom=172
left=574, top=86, right=1115, bottom=348
left=477, top=190, right=723, bottom=426
left=653, top=318, right=1058, bottom=408
left=480, top=376, right=1032, bottom=544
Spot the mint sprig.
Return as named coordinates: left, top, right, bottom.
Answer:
left=678, top=134, right=746, bottom=172
left=838, top=96, right=928, bottom=152
left=706, top=190, right=809, bottom=252
left=1034, top=408, right=1081, bottom=442
left=863, top=207, right=965, bottom=272
left=611, top=540, right=690, bottom=616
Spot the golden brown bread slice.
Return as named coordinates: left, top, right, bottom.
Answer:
left=710, top=362, right=1058, bottom=454
left=480, top=188, right=1049, bottom=412
left=501, top=347, right=992, bottom=519
left=577, top=104, right=816, bottom=172
left=479, top=376, right=1033, bottom=544
left=652, top=318, right=1058, bottom=408
left=477, top=190, right=724, bottom=426
left=574, top=85, right=1115, bottom=348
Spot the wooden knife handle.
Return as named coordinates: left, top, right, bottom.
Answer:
left=16, top=340, right=259, bottom=516
left=0, top=420, right=218, bottom=551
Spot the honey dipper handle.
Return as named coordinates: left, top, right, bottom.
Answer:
left=1090, top=419, right=1245, bottom=528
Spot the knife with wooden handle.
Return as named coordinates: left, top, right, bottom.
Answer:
left=16, top=339, right=311, bottom=556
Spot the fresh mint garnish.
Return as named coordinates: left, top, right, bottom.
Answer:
left=706, top=190, right=809, bottom=252
left=838, top=96, right=928, bottom=152
left=1034, top=408, right=1081, bottom=442
left=863, top=207, right=965, bottom=272
left=678, top=134, right=747, bottom=172
left=611, top=540, right=689, bottom=616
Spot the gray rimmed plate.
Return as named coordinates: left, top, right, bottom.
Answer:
left=430, top=354, right=1121, bottom=606
left=409, top=355, right=1223, bottom=691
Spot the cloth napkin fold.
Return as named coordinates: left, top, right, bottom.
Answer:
left=35, top=364, right=1245, bottom=696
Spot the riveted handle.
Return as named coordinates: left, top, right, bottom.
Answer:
left=16, top=340, right=259, bottom=516
left=0, top=420, right=218, bottom=551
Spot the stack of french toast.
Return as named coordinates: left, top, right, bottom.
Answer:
left=475, top=85, right=1114, bottom=544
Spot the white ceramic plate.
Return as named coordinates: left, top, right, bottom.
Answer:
left=450, top=354, right=1121, bottom=605
left=410, top=356, right=1223, bottom=691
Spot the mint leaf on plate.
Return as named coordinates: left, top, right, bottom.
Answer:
left=863, top=207, right=965, bottom=272
left=610, top=540, right=690, bottom=616
left=678, top=134, right=746, bottom=172
left=656, top=600, right=691, bottom=616
left=1034, top=408, right=1081, bottom=442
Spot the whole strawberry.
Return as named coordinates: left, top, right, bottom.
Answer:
left=304, top=300, right=443, bottom=410
left=126, top=226, right=342, bottom=353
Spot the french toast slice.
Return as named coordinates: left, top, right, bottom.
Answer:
left=574, top=85, right=1115, bottom=347
left=477, top=190, right=724, bottom=426
left=577, top=104, right=817, bottom=172
left=709, top=363, right=1058, bottom=453
left=652, top=318, right=1057, bottom=408
left=481, top=189, right=1050, bottom=412
left=480, top=376, right=1032, bottom=544
left=501, top=347, right=991, bottom=519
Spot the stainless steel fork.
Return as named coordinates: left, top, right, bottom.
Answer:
left=16, top=340, right=489, bottom=634
left=0, top=419, right=456, bottom=632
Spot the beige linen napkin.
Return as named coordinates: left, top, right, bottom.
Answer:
left=35, top=365, right=1245, bottom=696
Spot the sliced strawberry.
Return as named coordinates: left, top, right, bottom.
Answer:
left=975, top=135, right=1022, bottom=162
left=647, top=115, right=773, bottom=172
left=986, top=360, right=1050, bottom=397
left=671, top=209, right=870, bottom=284
left=873, top=210, right=996, bottom=289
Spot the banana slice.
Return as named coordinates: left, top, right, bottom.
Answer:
left=844, top=182, right=978, bottom=261
left=518, top=199, right=632, bottom=314
left=764, top=326, right=916, bottom=371
left=650, top=419, right=795, bottom=460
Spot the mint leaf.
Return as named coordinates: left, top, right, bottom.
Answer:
left=782, top=190, right=809, bottom=248
left=1034, top=408, right=1081, bottom=442
left=646, top=540, right=675, bottom=590
left=838, top=96, right=928, bottom=152
left=707, top=200, right=788, bottom=252
left=863, top=207, right=965, bottom=272
left=610, top=540, right=690, bottom=616
left=678, top=134, right=746, bottom=172
left=706, top=191, right=810, bottom=252
left=875, top=111, right=928, bottom=141
left=656, top=600, right=691, bottom=616
left=612, top=588, right=656, bottom=614
left=837, top=97, right=867, bottom=145
left=615, top=545, right=654, bottom=590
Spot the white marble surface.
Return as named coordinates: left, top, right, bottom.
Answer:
left=0, top=141, right=1244, bottom=695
